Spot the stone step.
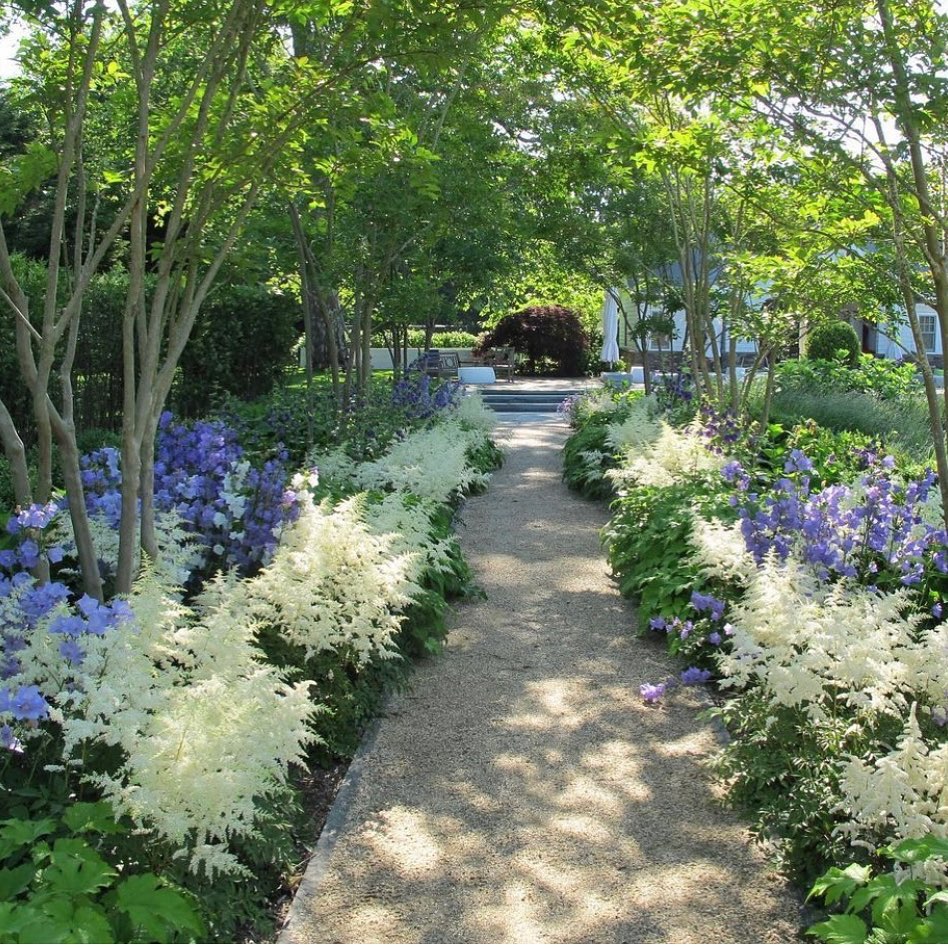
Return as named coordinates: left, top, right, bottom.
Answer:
left=477, top=390, right=582, bottom=413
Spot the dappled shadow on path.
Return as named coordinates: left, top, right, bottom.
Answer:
left=282, top=424, right=801, bottom=944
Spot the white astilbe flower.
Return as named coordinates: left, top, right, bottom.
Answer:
left=839, top=706, right=948, bottom=879
left=52, top=570, right=313, bottom=878
left=691, top=515, right=756, bottom=586
left=363, top=492, right=456, bottom=581
left=606, top=398, right=662, bottom=452
left=454, top=392, right=497, bottom=437
left=610, top=420, right=723, bottom=489
left=245, top=493, right=419, bottom=664
left=356, top=421, right=488, bottom=503
left=720, top=555, right=923, bottom=720
left=305, top=446, right=359, bottom=489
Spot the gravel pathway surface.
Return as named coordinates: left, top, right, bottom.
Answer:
left=281, top=421, right=803, bottom=944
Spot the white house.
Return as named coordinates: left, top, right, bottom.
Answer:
left=604, top=285, right=944, bottom=367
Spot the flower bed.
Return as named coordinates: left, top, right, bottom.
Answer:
left=0, top=379, right=500, bottom=941
left=563, top=382, right=948, bottom=942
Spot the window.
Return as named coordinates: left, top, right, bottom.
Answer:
left=919, top=309, right=937, bottom=353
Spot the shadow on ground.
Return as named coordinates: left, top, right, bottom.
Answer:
left=281, top=424, right=802, bottom=945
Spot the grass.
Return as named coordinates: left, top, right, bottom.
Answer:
left=750, top=383, right=936, bottom=463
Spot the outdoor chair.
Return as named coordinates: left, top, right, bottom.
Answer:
left=483, top=346, right=517, bottom=381
left=437, top=352, right=460, bottom=379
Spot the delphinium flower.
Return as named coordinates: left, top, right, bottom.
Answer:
left=78, top=413, right=301, bottom=580
left=680, top=666, right=713, bottom=685
left=738, top=451, right=947, bottom=593
left=640, top=681, right=668, bottom=703
left=690, top=589, right=726, bottom=622
left=698, top=403, right=745, bottom=455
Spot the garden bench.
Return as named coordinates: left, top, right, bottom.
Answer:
left=416, top=350, right=460, bottom=379
left=470, top=347, right=516, bottom=381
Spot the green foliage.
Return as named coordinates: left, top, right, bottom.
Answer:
left=0, top=803, right=205, bottom=944
left=477, top=304, right=589, bottom=376
left=710, top=695, right=869, bottom=885
left=806, top=322, right=861, bottom=367
left=761, top=387, right=933, bottom=462
left=397, top=330, right=480, bottom=348
left=776, top=356, right=920, bottom=401
left=465, top=437, right=505, bottom=482
left=603, top=479, right=731, bottom=626
left=172, top=284, right=300, bottom=419
left=562, top=417, right=616, bottom=500
left=808, top=837, right=948, bottom=944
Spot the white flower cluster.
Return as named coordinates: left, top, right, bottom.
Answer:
left=690, top=515, right=756, bottom=585
left=245, top=493, right=419, bottom=664
left=30, top=570, right=314, bottom=879
left=719, top=551, right=948, bottom=865
left=840, top=707, right=948, bottom=872
left=362, top=492, right=457, bottom=581
left=721, top=557, right=923, bottom=720
left=606, top=397, right=662, bottom=452
left=356, top=416, right=491, bottom=504
left=610, top=419, right=723, bottom=489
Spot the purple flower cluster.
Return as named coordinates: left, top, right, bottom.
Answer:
left=639, top=666, right=714, bottom=703
left=699, top=404, right=742, bottom=454
left=80, top=413, right=302, bottom=576
left=656, top=371, right=694, bottom=404
left=690, top=590, right=726, bottom=621
left=650, top=596, right=732, bottom=649
left=0, top=507, right=134, bottom=745
left=392, top=374, right=462, bottom=420
left=739, top=452, right=946, bottom=587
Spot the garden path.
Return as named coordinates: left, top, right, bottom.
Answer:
left=280, top=421, right=802, bottom=944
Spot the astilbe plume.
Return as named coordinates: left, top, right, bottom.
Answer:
left=356, top=419, right=490, bottom=504
left=720, top=555, right=924, bottom=720
left=245, top=493, right=419, bottom=664
left=839, top=706, right=948, bottom=881
left=606, top=397, right=662, bottom=453
left=690, top=515, right=756, bottom=586
left=55, top=569, right=314, bottom=878
left=363, top=492, right=457, bottom=581
left=609, top=418, right=724, bottom=490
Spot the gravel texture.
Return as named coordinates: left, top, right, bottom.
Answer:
left=280, top=421, right=803, bottom=944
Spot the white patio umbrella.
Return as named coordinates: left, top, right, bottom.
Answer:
left=600, top=290, right=621, bottom=364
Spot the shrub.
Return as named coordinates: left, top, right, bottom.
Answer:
left=476, top=304, right=589, bottom=376
left=762, top=387, right=933, bottom=461
left=776, top=355, right=919, bottom=401
left=407, top=330, right=480, bottom=348
left=173, top=284, right=300, bottom=419
left=806, top=320, right=861, bottom=366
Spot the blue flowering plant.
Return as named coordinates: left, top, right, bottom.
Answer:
left=0, top=501, right=133, bottom=754
left=78, top=413, right=307, bottom=584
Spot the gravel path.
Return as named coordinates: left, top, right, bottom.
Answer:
left=281, top=421, right=803, bottom=944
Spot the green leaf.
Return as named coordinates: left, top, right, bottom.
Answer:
left=43, top=839, right=117, bottom=896
left=908, top=904, right=948, bottom=943
left=61, top=802, right=122, bottom=836
left=0, top=818, right=58, bottom=859
left=114, top=874, right=206, bottom=941
left=15, top=895, right=113, bottom=944
left=0, top=902, right=22, bottom=939
left=808, top=863, right=873, bottom=905
left=807, top=913, right=869, bottom=943
left=888, top=837, right=948, bottom=864
left=0, top=864, right=36, bottom=902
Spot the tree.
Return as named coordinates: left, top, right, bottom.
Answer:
left=0, top=0, right=385, bottom=594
